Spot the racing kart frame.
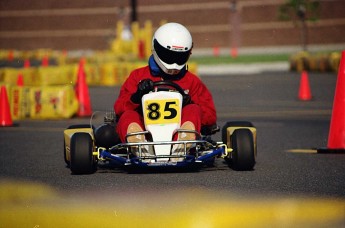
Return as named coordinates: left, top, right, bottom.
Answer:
left=63, top=81, right=257, bottom=174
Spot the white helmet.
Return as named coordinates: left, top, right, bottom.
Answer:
left=152, top=22, right=193, bottom=75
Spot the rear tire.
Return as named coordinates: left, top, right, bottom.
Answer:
left=230, top=129, right=255, bottom=171
left=70, top=132, right=96, bottom=174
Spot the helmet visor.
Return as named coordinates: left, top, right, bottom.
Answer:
left=154, top=39, right=191, bottom=65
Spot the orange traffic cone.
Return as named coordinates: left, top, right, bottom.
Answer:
left=298, top=70, right=312, bottom=101
left=213, top=46, right=220, bottom=57
left=0, top=86, right=13, bottom=127
left=321, top=50, right=345, bottom=153
left=230, top=47, right=238, bottom=58
left=42, top=55, right=49, bottom=66
left=138, top=40, right=145, bottom=60
left=24, top=59, right=30, bottom=68
left=75, top=58, right=92, bottom=117
left=8, top=50, right=14, bottom=62
left=16, top=73, right=24, bottom=86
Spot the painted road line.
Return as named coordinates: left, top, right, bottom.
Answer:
left=286, top=149, right=318, bottom=153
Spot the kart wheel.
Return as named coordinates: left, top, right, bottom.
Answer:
left=229, top=129, right=255, bottom=171
left=70, top=132, right=96, bottom=174
left=64, top=124, right=94, bottom=167
left=222, top=121, right=253, bottom=144
left=94, top=123, right=120, bottom=148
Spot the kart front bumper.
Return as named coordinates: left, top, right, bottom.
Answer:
left=99, top=141, right=226, bottom=168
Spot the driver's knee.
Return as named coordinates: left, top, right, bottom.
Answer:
left=181, top=104, right=201, bottom=132
left=117, top=110, right=144, bottom=142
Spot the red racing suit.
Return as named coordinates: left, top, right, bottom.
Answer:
left=114, top=65, right=217, bottom=142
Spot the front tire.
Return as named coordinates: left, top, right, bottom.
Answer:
left=70, top=132, right=96, bottom=174
left=222, top=121, right=253, bottom=144
left=64, top=124, right=94, bottom=167
left=230, top=129, right=255, bottom=171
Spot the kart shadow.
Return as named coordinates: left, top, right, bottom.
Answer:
left=97, top=160, right=207, bottom=174
left=95, top=160, right=235, bottom=174
left=65, top=160, right=254, bottom=174
left=125, top=166, right=202, bottom=174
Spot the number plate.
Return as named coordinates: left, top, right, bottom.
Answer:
left=144, top=99, right=180, bottom=125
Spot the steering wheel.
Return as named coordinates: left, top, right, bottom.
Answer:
left=153, top=81, right=186, bottom=96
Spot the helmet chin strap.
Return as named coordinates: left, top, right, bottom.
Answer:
left=148, top=55, right=187, bottom=80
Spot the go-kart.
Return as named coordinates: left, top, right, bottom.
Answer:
left=63, top=81, right=257, bottom=174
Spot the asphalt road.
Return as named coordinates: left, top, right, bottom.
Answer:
left=1, top=70, right=344, bottom=196
left=1, top=70, right=345, bottom=226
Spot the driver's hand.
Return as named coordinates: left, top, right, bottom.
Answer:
left=182, top=93, right=192, bottom=107
left=131, top=79, right=154, bottom=104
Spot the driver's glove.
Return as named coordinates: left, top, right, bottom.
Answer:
left=182, top=93, right=192, bottom=107
left=131, top=79, right=154, bottom=104
left=201, top=124, right=220, bottom=136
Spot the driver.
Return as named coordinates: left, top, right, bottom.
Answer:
left=114, top=22, right=217, bottom=156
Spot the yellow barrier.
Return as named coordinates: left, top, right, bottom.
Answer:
left=0, top=64, right=101, bottom=87
left=1, top=24, right=198, bottom=87
left=83, top=63, right=101, bottom=86
left=98, top=61, right=146, bottom=86
left=144, top=20, right=153, bottom=59
left=0, top=50, right=20, bottom=60
left=110, top=20, right=153, bottom=60
left=99, top=62, right=120, bottom=86
left=37, top=65, right=76, bottom=86
left=329, top=52, right=341, bottom=72
left=289, top=51, right=341, bottom=73
left=37, top=64, right=100, bottom=86
left=10, top=85, right=78, bottom=120
left=90, top=51, right=124, bottom=64
left=187, top=62, right=198, bottom=75
left=0, top=61, right=155, bottom=88
left=0, top=68, right=4, bottom=82
left=1, top=67, right=39, bottom=86
left=0, top=49, right=69, bottom=65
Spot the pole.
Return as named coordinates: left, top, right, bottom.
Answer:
left=131, top=0, right=137, bottom=23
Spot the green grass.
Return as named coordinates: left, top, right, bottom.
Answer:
left=189, top=53, right=290, bottom=65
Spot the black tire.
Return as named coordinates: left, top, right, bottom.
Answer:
left=230, top=129, right=255, bottom=171
left=221, top=121, right=253, bottom=144
left=94, top=123, right=120, bottom=148
left=64, top=124, right=93, bottom=167
left=70, top=132, right=96, bottom=174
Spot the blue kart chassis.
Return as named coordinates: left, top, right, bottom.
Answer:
left=98, top=139, right=228, bottom=168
